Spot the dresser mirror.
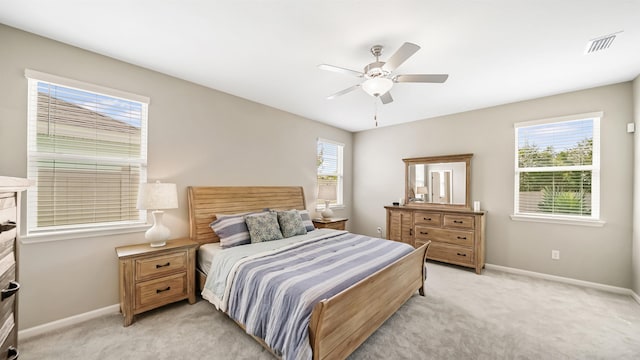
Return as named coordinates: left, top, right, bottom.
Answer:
left=404, top=153, right=472, bottom=209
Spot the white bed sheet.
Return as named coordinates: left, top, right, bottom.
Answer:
left=197, top=242, right=224, bottom=275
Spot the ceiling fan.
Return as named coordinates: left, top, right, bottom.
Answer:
left=319, top=42, right=448, bottom=104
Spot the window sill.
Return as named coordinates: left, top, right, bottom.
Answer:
left=510, top=214, right=605, bottom=227
left=22, top=223, right=150, bottom=244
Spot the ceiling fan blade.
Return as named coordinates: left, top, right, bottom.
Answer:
left=383, top=42, right=420, bottom=72
left=327, top=84, right=361, bottom=100
left=318, top=64, right=364, bottom=78
left=394, top=74, right=449, bottom=83
left=380, top=91, right=393, bottom=104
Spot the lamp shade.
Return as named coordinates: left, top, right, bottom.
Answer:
left=362, top=77, right=393, bottom=97
left=317, top=184, right=337, bottom=201
left=137, top=181, right=178, bottom=210
left=416, top=186, right=428, bottom=195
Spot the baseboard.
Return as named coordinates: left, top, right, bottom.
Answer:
left=19, top=303, right=120, bottom=340
left=484, top=264, right=634, bottom=297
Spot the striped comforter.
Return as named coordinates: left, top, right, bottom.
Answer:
left=203, top=229, right=414, bottom=360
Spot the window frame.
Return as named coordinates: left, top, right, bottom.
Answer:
left=24, top=69, right=150, bottom=242
left=511, top=112, right=604, bottom=227
left=316, top=138, right=344, bottom=210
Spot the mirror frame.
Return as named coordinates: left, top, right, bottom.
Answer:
left=403, top=153, right=473, bottom=209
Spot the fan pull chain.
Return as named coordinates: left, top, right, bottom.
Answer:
left=374, top=99, right=379, bottom=127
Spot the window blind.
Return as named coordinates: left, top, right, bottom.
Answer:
left=514, top=113, right=600, bottom=219
left=26, top=71, right=149, bottom=233
left=317, top=139, right=344, bottom=206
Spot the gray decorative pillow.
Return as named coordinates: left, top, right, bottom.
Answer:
left=245, top=211, right=283, bottom=243
left=298, top=210, right=315, bottom=232
left=277, top=210, right=307, bottom=238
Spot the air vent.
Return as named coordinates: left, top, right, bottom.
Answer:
left=585, top=31, right=622, bottom=54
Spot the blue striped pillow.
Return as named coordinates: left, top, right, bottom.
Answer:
left=210, top=211, right=262, bottom=248
left=298, top=210, right=315, bottom=232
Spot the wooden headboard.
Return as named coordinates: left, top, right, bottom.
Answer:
left=187, top=186, right=307, bottom=245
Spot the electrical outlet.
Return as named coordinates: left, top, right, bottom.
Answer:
left=551, top=250, right=560, bottom=260
left=376, top=226, right=382, bottom=234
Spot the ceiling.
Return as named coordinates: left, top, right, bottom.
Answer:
left=1, top=1, right=639, bottom=132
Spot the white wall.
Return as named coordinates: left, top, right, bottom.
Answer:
left=352, top=83, right=634, bottom=288
left=0, top=24, right=352, bottom=329
left=633, top=75, right=640, bottom=296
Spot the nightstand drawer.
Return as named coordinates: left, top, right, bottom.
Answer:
left=135, top=273, right=187, bottom=310
left=135, top=252, right=187, bottom=281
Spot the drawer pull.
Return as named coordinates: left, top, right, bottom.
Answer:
left=156, top=286, right=171, bottom=294
left=457, top=236, right=467, bottom=240
left=453, top=220, right=464, bottom=224
left=456, top=252, right=467, bottom=257
left=423, top=217, right=431, bottom=221
left=7, top=346, right=18, bottom=360
left=420, top=231, right=429, bottom=235
left=1, top=281, right=20, bottom=301
left=156, top=262, right=171, bottom=269
left=0, top=221, right=16, bottom=234
left=409, top=228, right=413, bottom=236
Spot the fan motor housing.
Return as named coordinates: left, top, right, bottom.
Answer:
left=364, top=61, right=389, bottom=79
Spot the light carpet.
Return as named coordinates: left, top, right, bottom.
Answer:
left=20, top=263, right=640, bottom=359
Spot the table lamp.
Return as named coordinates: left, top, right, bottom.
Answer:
left=416, top=186, right=428, bottom=201
left=137, top=181, right=178, bottom=247
left=317, top=184, right=337, bottom=219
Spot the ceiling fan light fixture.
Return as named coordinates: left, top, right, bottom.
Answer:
left=362, top=77, right=393, bottom=97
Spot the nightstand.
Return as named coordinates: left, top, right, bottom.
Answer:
left=312, top=218, right=348, bottom=230
left=115, top=238, right=198, bottom=326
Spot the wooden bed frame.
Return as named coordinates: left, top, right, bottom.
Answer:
left=188, top=186, right=430, bottom=360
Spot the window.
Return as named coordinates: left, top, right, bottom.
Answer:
left=513, top=112, right=601, bottom=223
left=26, top=70, right=149, bottom=235
left=316, top=138, right=344, bottom=207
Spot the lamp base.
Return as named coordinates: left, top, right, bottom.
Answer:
left=145, top=210, right=170, bottom=247
left=321, top=200, right=334, bottom=219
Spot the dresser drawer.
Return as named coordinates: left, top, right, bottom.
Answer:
left=427, top=242, right=474, bottom=266
left=0, top=263, right=16, bottom=331
left=414, top=212, right=441, bottom=226
left=0, top=316, right=16, bottom=359
left=135, top=251, right=187, bottom=282
left=135, top=273, right=187, bottom=310
left=0, top=195, right=16, bottom=210
left=0, top=227, right=16, bottom=262
left=443, top=214, right=475, bottom=230
left=0, top=206, right=16, bottom=226
left=415, top=226, right=474, bottom=247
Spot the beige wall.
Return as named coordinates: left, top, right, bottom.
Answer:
left=352, top=83, right=634, bottom=288
left=633, top=75, right=640, bottom=296
left=0, top=24, right=352, bottom=329
left=1, top=22, right=637, bottom=330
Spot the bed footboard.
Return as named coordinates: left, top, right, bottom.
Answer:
left=308, top=241, right=430, bottom=360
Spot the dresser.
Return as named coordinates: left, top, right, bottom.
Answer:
left=385, top=206, right=486, bottom=274
left=0, top=177, right=32, bottom=360
left=116, top=238, right=197, bottom=326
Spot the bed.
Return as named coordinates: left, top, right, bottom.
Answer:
left=188, top=186, right=430, bottom=360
